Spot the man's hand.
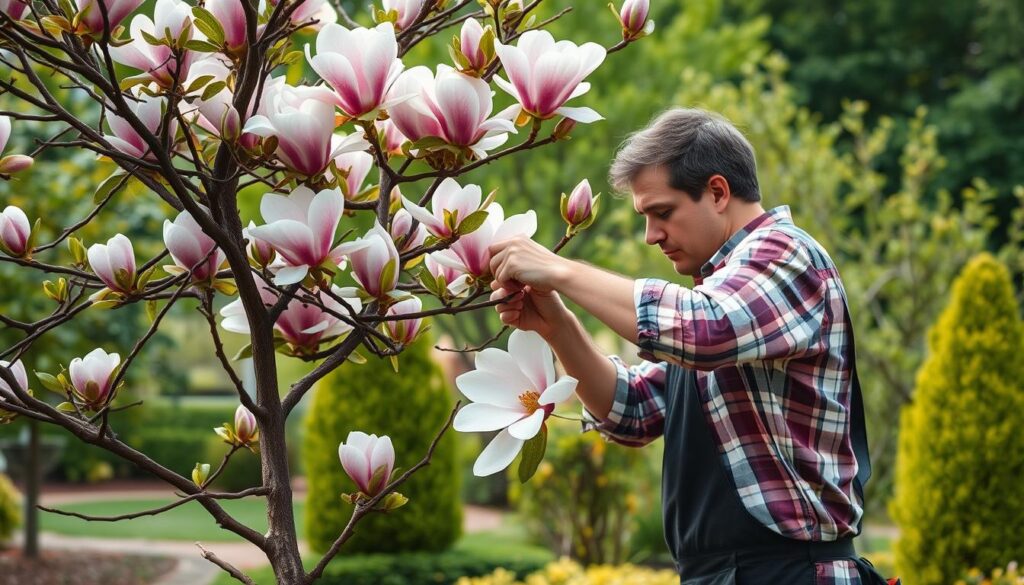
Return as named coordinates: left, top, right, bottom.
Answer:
left=488, top=237, right=569, bottom=294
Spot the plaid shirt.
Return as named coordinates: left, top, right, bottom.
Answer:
left=582, top=205, right=864, bottom=542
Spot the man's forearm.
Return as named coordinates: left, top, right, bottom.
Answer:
left=546, top=311, right=618, bottom=420
left=554, top=260, right=638, bottom=344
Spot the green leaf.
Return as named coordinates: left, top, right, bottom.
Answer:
left=378, top=258, right=397, bottom=295
left=145, top=299, right=158, bottom=322
left=184, top=39, right=221, bottom=53
left=185, top=74, right=216, bottom=94
left=68, top=237, right=88, bottom=264
left=518, top=423, right=547, bottom=483
left=233, top=344, right=253, bottom=361
left=346, top=350, right=367, bottom=365
left=456, top=210, right=489, bottom=236
left=201, top=81, right=227, bottom=101
left=93, top=171, right=129, bottom=204
left=35, top=372, right=64, bottom=393
left=191, top=7, right=225, bottom=46
left=56, top=402, right=78, bottom=413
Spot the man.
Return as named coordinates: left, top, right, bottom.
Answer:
left=487, top=109, right=895, bottom=584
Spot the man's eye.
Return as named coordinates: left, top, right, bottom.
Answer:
left=656, top=210, right=671, bottom=219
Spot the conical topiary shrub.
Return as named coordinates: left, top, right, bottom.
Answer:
left=891, top=253, right=1024, bottom=584
left=303, top=333, right=462, bottom=554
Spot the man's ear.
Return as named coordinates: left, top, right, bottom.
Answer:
left=706, top=174, right=731, bottom=212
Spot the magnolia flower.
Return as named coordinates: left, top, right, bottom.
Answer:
left=401, top=177, right=482, bottom=239
left=262, top=0, right=336, bottom=29
left=163, top=207, right=226, bottom=281
left=247, top=187, right=369, bottom=285
left=384, top=296, right=423, bottom=345
left=305, top=23, right=405, bottom=120
left=388, top=65, right=515, bottom=159
left=458, top=18, right=491, bottom=70
left=234, top=405, right=258, bottom=444
left=69, top=348, right=121, bottom=408
left=242, top=83, right=369, bottom=177
left=110, top=0, right=196, bottom=87
left=424, top=252, right=468, bottom=294
left=339, top=431, right=394, bottom=496
left=433, top=202, right=536, bottom=277
left=389, top=208, right=427, bottom=253
left=375, top=119, right=407, bottom=156
left=243, top=221, right=275, bottom=267
left=0, top=205, right=31, bottom=257
left=494, top=30, right=606, bottom=123
left=0, top=116, right=34, bottom=175
left=206, top=0, right=246, bottom=52
left=75, top=0, right=144, bottom=35
left=0, top=0, right=29, bottom=20
left=186, top=58, right=241, bottom=139
left=454, top=329, right=578, bottom=476
left=0, top=360, right=27, bottom=396
left=348, top=222, right=400, bottom=298
left=381, top=0, right=425, bottom=30
left=619, top=0, right=654, bottom=37
left=104, top=91, right=175, bottom=161
left=88, top=234, right=136, bottom=293
left=562, top=178, right=598, bottom=227
left=332, top=150, right=374, bottom=200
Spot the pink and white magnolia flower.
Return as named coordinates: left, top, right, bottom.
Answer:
left=493, top=30, right=606, bottom=123
left=104, top=90, right=175, bottom=161
left=75, top=0, right=144, bottom=35
left=375, top=119, right=407, bottom=156
left=339, top=431, right=395, bottom=496
left=401, top=177, right=482, bottom=239
left=331, top=150, right=374, bottom=200
left=458, top=18, right=490, bottom=70
left=0, top=0, right=29, bottom=20
left=0, top=359, right=27, bottom=397
left=433, top=202, right=536, bottom=277
left=619, top=0, right=654, bottom=37
left=234, top=405, right=258, bottom=444
left=0, top=116, right=34, bottom=174
left=69, top=348, right=121, bottom=408
left=206, top=0, right=247, bottom=52
left=0, top=205, right=31, bottom=257
left=246, top=187, right=369, bottom=285
left=424, top=252, right=468, bottom=294
left=261, top=0, right=336, bottom=29
left=563, top=178, right=597, bottom=226
left=305, top=23, right=405, bottom=120
left=381, top=0, right=425, bottom=30
left=454, top=329, right=578, bottom=476
left=384, top=296, right=423, bottom=345
left=242, top=83, right=369, bottom=177
left=388, top=64, right=516, bottom=159
left=389, top=208, right=427, bottom=253
left=110, top=0, right=196, bottom=87
left=220, top=278, right=362, bottom=350
left=163, top=207, right=226, bottom=281
left=243, top=221, right=275, bottom=267
left=348, top=222, right=400, bottom=298
left=88, top=234, right=136, bottom=293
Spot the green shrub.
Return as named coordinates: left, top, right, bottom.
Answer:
left=133, top=427, right=211, bottom=479
left=315, top=547, right=551, bottom=585
left=202, top=435, right=263, bottom=492
left=509, top=418, right=660, bottom=565
left=0, top=473, right=21, bottom=545
left=303, top=334, right=462, bottom=554
left=891, top=254, right=1024, bottom=585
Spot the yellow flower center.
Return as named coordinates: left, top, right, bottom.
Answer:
left=518, top=390, right=541, bottom=413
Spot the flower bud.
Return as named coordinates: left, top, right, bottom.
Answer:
left=456, top=18, right=491, bottom=71
left=384, top=296, right=423, bottom=345
left=68, top=348, right=120, bottom=409
left=339, top=431, right=395, bottom=496
left=234, top=405, right=258, bottom=445
left=561, top=179, right=598, bottom=227
left=243, top=221, right=275, bottom=269
left=618, top=0, right=654, bottom=38
left=192, top=462, right=211, bottom=486
left=389, top=209, right=426, bottom=253
left=0, top=205, right=31, bottom=257
left=88, top=234, right=137, bottom=293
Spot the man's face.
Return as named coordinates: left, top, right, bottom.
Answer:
left=631, top=165, right=728, bottom=277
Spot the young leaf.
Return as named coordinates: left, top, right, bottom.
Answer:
left=518, top=423, right=548, bottom=483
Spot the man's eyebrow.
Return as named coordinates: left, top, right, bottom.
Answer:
left=635, top=202, right=674, bottom=215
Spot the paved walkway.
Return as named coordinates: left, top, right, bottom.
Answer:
left=24, top=482, right=507, bottom=585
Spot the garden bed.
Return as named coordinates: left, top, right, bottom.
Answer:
left=0, top=548, right=176, bottom=585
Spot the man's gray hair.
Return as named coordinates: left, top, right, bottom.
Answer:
left=609, top=108, right=761, bottom=202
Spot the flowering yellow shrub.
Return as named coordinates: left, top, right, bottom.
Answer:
left=455, top=557, right=678, bottom=585
left=957, top=562, right=1024, bottom=585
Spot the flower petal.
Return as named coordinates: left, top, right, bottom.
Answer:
left=507, top=329, right=555, bottom=392
left=453, top=402, right=525, bottom=432
left=538, top=375, right=578, bottom=405
left=473, top=428, right=523, bottom=477
left=507, top=408, right=544, bottom=440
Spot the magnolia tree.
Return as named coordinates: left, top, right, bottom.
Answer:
left=0, top=0, right=652, bottom=582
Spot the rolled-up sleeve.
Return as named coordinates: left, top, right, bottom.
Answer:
left=635, top=231, right=828, bottom=371
left=581, top=355, right=667, bottom=447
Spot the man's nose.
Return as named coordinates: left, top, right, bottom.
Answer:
left=644, top=218, right=664, bottom=246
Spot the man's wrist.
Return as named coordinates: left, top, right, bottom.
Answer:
left=550, top=255, right=577, bottom=293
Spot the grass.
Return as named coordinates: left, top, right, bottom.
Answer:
left=41, top=497, right=306, bottom=542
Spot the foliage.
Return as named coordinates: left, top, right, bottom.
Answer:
left=303, top=334, right=461, bottom=554
left=665, top=54, right=1024, bottom=507
left=202, top=435, right=264, bottom=492
left=0, top=473, right=20, bottom=545
left=313, top=547, right=552, bottom=585
left=455, top=557, right=678, bottom=585
left=959, top=562, right=1024, bottom=585
left=891, top=254, right=1024, bottom=585
left=508, top=418, right=659, bottom=565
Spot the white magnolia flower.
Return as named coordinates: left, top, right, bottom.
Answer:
left=454, top=329, right=577, bottom=476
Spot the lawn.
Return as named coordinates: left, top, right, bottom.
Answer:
left=41, top=497, right=307, bottom=542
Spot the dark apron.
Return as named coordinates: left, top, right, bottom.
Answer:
left=662, top=351, right=892, bottom=584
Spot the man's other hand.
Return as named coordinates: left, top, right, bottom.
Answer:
left=488, top=237, right=568, bottom=294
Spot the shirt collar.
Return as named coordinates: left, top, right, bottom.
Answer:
left=698, top=205, right=793, bottom=279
